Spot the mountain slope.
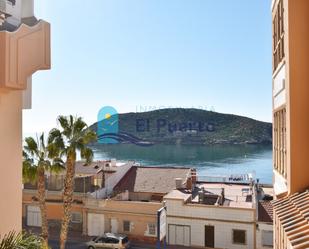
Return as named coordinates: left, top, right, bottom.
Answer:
left=90, top=108, right=272, bottom=145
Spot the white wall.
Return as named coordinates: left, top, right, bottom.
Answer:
left=166, top=199, right=255, bottom=223
left=91, top=162, right=133, bottom=198
left=256, top=223, right=273, bottom=249
left=165, top=199, right=256, bottom=248
left=167, top=217, right=255, bottom=249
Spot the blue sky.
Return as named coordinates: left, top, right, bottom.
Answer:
left=23, top=0, right=272, bottom=134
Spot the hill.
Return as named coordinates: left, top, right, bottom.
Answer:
left=90, top=108, right=272, bottom=145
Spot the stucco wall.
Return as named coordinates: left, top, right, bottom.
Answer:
left=165, top=199, right=256, bottom=248
left=256, top=223, right=273, bottom=249
left=166, top=199, right=255, bottom=222
left=0, top=90, right=22, bottom=236
left=167, top=216, right=255, bottom=249
left=85, top=199, right=161, bottom=242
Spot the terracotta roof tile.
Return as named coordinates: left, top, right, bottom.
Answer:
left=114, top=166, right=191, bottom=194
left=258, top=200, right=273, bottom=223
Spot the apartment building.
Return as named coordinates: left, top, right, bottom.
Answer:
left=165, top=182, right=256, bottom=249
left=271, top=0, right=309, bottom=248
left=0, top=0, right=50, bottom=236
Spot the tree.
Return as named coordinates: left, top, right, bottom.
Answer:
left=23, top=134, right=64, bottom=248
left=0, top=231, right=45, bottom=249
left=48, top=116, right=96, bottom=249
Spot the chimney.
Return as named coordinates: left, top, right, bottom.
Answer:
left=198, top=187, right=205, bottom=203
left=220, top=187, right=225, bottom=205
left=186, top=177, right=192, bottom=190
left=175, top=178, right=183, bottom=189
left=191, top=168, right=197, bottom=185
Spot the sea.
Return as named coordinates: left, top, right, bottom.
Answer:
left=91, top=144, right=272, bottom=184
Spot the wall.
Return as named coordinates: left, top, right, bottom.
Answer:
left=0, top=90, right=22, bottom=236
left=167, top=217, right=255, bottom=249
left=165, top=199, right=256, bottom=248
left=85, top=199, right=161, bottom=242
left=287, top=0, right=309, bottom=194
left=256, top=223, right=273, bottom=249
left=91, top=162, right=133, bottom=198
left=23, top=190, right=85, bottom=232
left=166, top=199, right=255, bottom=222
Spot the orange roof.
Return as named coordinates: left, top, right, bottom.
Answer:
left=258, top=201, right=273, bottom=223
left=272, top=190, right=309, bottom=249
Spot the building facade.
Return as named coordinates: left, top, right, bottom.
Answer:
left=164, top=186, right=256, bottom=249
left=164, top=181, right=273, bottom=249
left=22, top=164, right=192, bottom=243
left=272, top=0, right=309, bottom=248
left=0, top=0, right=50, bottom=236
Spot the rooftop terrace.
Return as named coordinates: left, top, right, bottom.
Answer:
left=165, top=182, right=254, bottom=209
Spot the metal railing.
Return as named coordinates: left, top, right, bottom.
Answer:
left=198, top=173, right=255, bottom=184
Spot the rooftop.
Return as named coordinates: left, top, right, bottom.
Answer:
left=165, top=182, right=254, bottom=209
left=114, top=166, right=191, bottom=194
left=74, top=160, right=126, bottom=177
left=258, top=200, right=273, bottom=223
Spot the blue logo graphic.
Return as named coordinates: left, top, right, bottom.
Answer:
left=97, top=106, right=119, bottom=144
left=97, top=106, right=154, bottom=146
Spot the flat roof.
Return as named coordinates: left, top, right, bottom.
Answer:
left=165, top=182, right=254, bottom=209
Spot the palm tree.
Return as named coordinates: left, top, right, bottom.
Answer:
left=23, top=134, right=64, bottom=248
left=48, top=115, right=96, bottom=249
left=0, top=231, right=45, bottom=249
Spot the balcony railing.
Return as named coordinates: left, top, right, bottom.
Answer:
left=198, top=173, right=255, bottom=184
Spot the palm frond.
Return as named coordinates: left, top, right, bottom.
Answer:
left=80, top=147, right=94, bottom=165
left=83, top=129, right=97, bottom=144
left=73, top=117, right=87, bottom=135
left=58, top=116, right=72, bottom=138
left=39, top=133, right=46, bottom=152
left=0, top=231, right=44, bottom=249
left=48, top=128, right=62, bottom=144
left=22, top=160, right=37, bottom=184
left=51, top=158, right=65, bottom=173
left=24, top=137, right=38, bottom=156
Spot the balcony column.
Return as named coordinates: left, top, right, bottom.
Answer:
left=0, top=89, right=23, bottom=235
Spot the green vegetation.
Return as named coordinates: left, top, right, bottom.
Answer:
left=23, top=134, right=65, bottom=247
left=0, top=231, right=46, bottom=249
left=91, top=108, right=272, bottom=145
left=22, top=116, right=96, bottom=249
left=48, top=115, right=97, bottom=249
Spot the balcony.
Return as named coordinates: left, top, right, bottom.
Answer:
left=0, top=20, right=50, bottom=90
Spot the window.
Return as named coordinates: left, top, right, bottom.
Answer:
left=262, top=230, right=273, bottom=247
left=71, top=212, right=82, bottom=223
left=274, top=109, right=287, bottom=178
left=105, top=238, right=119, bottom=244
left=147, top=223, right=156, bottom=236
left=233, top=229, right=246, bottom=245
left=123, top=221, right=131, bottom=232
left=273, top=0, right=285, bottom=71
left=97, top=237, right=106, bottom=243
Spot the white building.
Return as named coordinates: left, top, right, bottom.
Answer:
left=164, top=181, right=273, bottom=249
